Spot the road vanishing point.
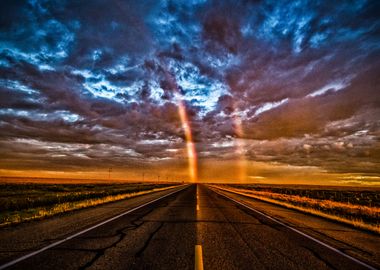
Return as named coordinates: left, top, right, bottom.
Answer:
left=0, top=184, right=379, bottom=270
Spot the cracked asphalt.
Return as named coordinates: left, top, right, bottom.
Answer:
left=1, top=184, right=379, bottom=270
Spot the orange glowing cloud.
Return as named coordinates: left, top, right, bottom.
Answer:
left=163, top=68, right=198, bottom=182
left=231, top=102, right=248, bottom=183
left=177, top=98, right=198, bottom=182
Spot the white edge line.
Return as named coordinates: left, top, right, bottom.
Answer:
left=0, top=185, right=190, bottom=270
left=211, top=187, right=378, bottom=270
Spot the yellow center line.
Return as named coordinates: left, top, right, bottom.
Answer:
left=196, top=186, right=199, bottom=211
left=194, top=245, right=204, bottom=270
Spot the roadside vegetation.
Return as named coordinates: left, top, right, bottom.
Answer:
left=216, top=184, right=380, bottom=234
left=0, top=182, right=178, bottom=226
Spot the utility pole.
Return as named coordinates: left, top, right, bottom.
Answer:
left=108, top=168, right=112, bottom=180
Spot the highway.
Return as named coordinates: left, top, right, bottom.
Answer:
left=0, top=184, right=379, bottom=270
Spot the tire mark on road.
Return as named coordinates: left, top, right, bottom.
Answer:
left=212, top=187, right=378, bottom=270
left=208, top=188, right=309, bottom=269
left=216, top=188, right=375, bottom=259
left=211, top=188, right=343, bottom=269
left=204, top=188, right=269, bottom=270
left=301, top=245, right=338, bottom=270
left=218, top=189, right=374, bottom=259
left=302, top=229, right=373, bottom=257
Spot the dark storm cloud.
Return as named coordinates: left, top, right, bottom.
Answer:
left=0, top=0, right=379, bottom=179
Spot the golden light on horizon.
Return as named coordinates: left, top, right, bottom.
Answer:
left=0, top=0, right=378, bottom=188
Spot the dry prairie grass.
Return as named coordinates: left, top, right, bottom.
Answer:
left=215, top=185, right=380, bottom=234
left=0, top=183, right=178, bottom=226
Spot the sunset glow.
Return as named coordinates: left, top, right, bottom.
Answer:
left=1, top=3, right=380, bottom=270
left=0, top=1, right=379, bottom=185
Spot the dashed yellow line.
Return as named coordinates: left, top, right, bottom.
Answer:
left=194, top=245, right=204, bottom=270
left=196, top=186, right=199, bottom=210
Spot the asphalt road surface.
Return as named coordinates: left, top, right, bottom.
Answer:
left=0, top=184, right=378, bottom=270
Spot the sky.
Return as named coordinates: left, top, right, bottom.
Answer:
left=0, top=0, right=379, bottom=185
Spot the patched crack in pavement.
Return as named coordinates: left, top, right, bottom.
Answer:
left=53, top=199, right=175, bottom=270
left=134, top=222, right=164, bottom=258
left=1, top=185, right=379, bottom=270
left=78, top=220, right=143, bottom=270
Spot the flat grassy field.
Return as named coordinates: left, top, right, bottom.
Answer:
left=0, top=181, right=179, bottom=226
left=221, top=184, right=380, bottom=234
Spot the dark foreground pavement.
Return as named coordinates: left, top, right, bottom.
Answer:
left=1, top=184, right=378, bottom=270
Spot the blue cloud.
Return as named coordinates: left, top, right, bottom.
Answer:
left=0, top=0, right=379, bottom=175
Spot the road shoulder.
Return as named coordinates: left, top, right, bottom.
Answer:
left=0, top=185, right=186, bottom=265
left=209, top=185, right=380, bottom=269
